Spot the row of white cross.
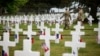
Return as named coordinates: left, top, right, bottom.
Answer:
left=0, top=13, right=95, bottom=26
left=0, top=21, right=86, bottom=56
left=0, top=16, right=100, bottom=56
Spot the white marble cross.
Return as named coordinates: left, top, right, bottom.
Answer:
left=4, top=23, right=10, bottom=32
left=63, top=21, right=86, bottom=56
left=0, top=32, right=16, bottom=56
left=88, top=15, right=94, bottom=26
left=0, top=16, right=1, bottom=24
left=2, top=16, right=6, bottom=25
left=37, top=20, right=45, bottom=35
left=94, top=21, right=100, bottom=44
left=23, top=24, right=36, bottom=40
left=14, top=39, right=40, bottom=56
left=52, top=23, right=63, bottom=43
left=35, top=15, right=41, bottom=28
left=0, top=36, right=1, bottom=40
left=11, top=22, right=23, bottom=43
left=74, top=21, right=84, bottom=32
left=28, top=15, right=34, bottom=24
left=39, top=27, right=56, bottom=56
left=98, top=17, right=100, bottom=20
left=24, top=15, right=28, bottom=25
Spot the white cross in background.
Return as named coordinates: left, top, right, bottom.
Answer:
left=2, top=16, right=6, bottom=25
left=23, top=15, right=28, bottom=25
left=10, top=16, right=14, bottom=23
left=88, top=15, right=94, bottom=26
left=74, top=21, right=84, bottom=32
left=0, top=32, right=16, bottom=56
left=63, top=21, right=86, bottom=56
left=0, top=36, right=1, bottom=40
left=28, top=15, right=34, bottom=24
left=94, top=21, right=100, bottom=44
left=23, top=23, right=36, bottom=40
left=52, top=23, right=63, bottom=43
left=35, top=15, right=41, bottom=28
left=14, top=39, right=40, bottom=56
left=11, top=22, right=23, bottom=43
left=37, top=20, right=45, bottom=35
left=7, top=16, right=10, bottom=27
left=39, top=27, right=56, bottom=56
left=0, top=16, right=1, bottom=24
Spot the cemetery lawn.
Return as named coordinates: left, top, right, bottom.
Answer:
left=0, top=23, right=100, bottom=56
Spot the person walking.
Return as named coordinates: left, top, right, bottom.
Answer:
left=60, top=8, right=71, bottom=29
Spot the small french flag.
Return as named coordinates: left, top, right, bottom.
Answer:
left=80, top=38, right=83, bottom=42
left=56, top=34, right=63, bottom=39
left=39, top=30, right=45, bottom=35
left=31, top=38, right=34, bottom=44
left=14, top=34, right=17, bottom=39
left=56, top=34, right=59, bottom=39
left=2, top=50, right=8, bottom=56
left=41, top=43, right=49, bottom=52
left=73, top=51, right=75, bottom=55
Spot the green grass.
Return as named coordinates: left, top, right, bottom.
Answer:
left=0, top=22, right=100, bottom=56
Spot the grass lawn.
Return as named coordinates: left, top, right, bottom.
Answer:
left=0, top=22, right=100, bottom=56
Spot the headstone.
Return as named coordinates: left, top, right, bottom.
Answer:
left=23, top=24, right=36, bottom=40
left=2, top=16, right=6, bottom=25
left=63, top=21, right=86, bottom=56
left=11, top=22, right=23, bottom=43
left=24, top=15, right=28, bottom=25
left=28, top=15, right=34, bottom=24
left=14, top=39, right=40, bottom=56
left=98, top=17, right=100, bottom=20
left=0, top=16, right=1, bottom=24
left=4, top=23, right=10, bottom=32
left=94, top=21, right=100, bottom=44
left=7, top=16, right=10, bottom=29
left=0, top=32, right=16, bottom=56
left=39, top=27, right=55, bottom=56
left=35, top=15, right=40, bottom=28
left=52, top=23, right=63, bottom=43
left=37, top=20, right=45, bottom=35
left=0, top=36, right=1, bottom=40
left=88, top=15, right=94, bottom=26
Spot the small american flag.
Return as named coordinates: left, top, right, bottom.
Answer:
left=41, top=42, right=49, bottom=52
left=2, top=50, right=8, bottom=56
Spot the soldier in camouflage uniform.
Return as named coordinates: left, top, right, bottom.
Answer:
left=60, top=9, right=71, bottom=29
left=77, top=7, right=85, bottom=25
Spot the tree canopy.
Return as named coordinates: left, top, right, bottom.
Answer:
left=0, top=0, right=28, bottom=14
left=0, top=0, right=100, bottom=22
left=79, top=0, right=100, bottom=22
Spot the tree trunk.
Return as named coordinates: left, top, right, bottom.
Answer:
left=90, top=4, right=98, bottom=23
left=0, top=7, right=6, bottom=15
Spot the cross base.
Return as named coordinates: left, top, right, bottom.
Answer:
left=97, top=38, right=100, bottom=44
left=15, top=51, right=40, bottom=56
left=63, top=53, right=73, bottom=56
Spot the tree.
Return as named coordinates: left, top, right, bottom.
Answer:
left=0, top=0, right=28, bottom=15
left=79, top=0, right=100, bottom=22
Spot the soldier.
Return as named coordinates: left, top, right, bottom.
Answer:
left=77, top=7, right=85, bottom=25
left=60, top=8, right=71, bottom=29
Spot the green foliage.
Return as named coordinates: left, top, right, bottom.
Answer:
left=0, top=0, right=28, bottom=14
left=6, top=4, right=19, bottom=14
